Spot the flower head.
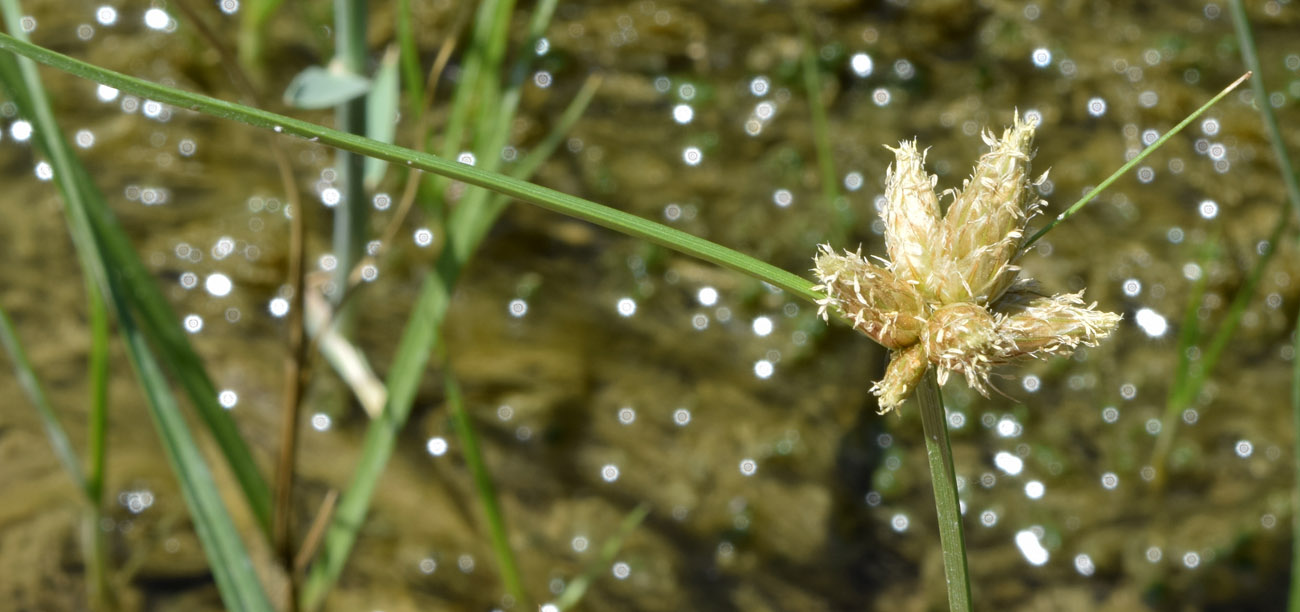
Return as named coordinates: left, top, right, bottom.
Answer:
left=813, top=114, right=1120, bottom=413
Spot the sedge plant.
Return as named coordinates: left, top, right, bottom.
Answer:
left=0, top=24, right=1250, bottom=612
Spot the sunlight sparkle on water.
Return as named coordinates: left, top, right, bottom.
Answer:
left=218, top=390, right=238, bottom=409
left=143, top=8, right=171, bottom=30
left=601, top=464, right=620, bottom=482
left=204, top=273, right=232, bottom=297
left=850, top=52, right=873, bottom=77
left=673, top=408, right=691, bottom=426
left=95, top=5, right=117, bottom=25
left=1025, top=480, right=1045, bottom=499
left=994, top=451, right=1024, bottom=475
left=183, top=314, right=203, bottom=333
left=1075, top=554, right=1096, bottom=576
left=617, top=297, right=637, bottom=317
left=612, top=562, right=631, bottom=579
left=1198, top=199, right=1219, bottom=219
left=996, top=416, right=1022, bottom=438
left=426, top=437, right=448, bottom=456
left=752, top=316, right=773, bottom=336
left=1087, top=97, right=1107, bottom=116
left=96, top=84, right=119, bottom=102
left=1031, top=48, right=1052, bottom=68
left=413, top=227, right=434, bottom=247
left=34, top=162, right=53, bottom=181
left=1134, top=307, right=1168, bottom=337
left=508, top=299, right=527, bottom=317
left=890, top=513, right=909, bottom=532
left=268, top=297, right=289, bottom=317
left=753, top=360, right=774, bottom=379
left=739, top=458, right=757, bottom=476
left=10, top=120, right=32, bottom=141
left=1101, top=472, right=1119, bottom=490
left=1015, top=529, right=1050, bottom=565
left=672, top=104, right=694, bottom=124
left=697, top=286, right=718, bottom=306
left=682, top=146, right=703, bottom=166
left=311, top=413, right=331, bottom=431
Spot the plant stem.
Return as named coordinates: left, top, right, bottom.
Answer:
left=915, top=371, right=972, bottom=612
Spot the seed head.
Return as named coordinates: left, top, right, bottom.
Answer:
left=812, top=113, right=1120, bottom=413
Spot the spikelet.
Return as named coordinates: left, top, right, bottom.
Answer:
left=812, top=244, right=928, bottom=350
left=882, top=141, right=943, bottom=293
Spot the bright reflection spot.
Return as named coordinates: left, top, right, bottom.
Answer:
left=183, top=314, right=203, bottom=333
left=1198, top=199, right=1219, bottom=219
left=311, top=413, right=331, bottom=431
left=73, top=129, right=94, bottom=148
left=980, top=510, right=998, bottom=526
left=413, top=227, right=434, bottom=247
left=34, top=162, right=53, bottom=181
left=1235, top=440, right=1253, bottom=458
left=1074, top=553, right=1095, bottom=576
left=850, top=52, right=873, bottom=77
left=204, top=273, right=233, bottom=297
left=1182, top=551, right=1200, bottom=568
left=616, top=297, right=637, bottom=317
left=871, top=87, right=891, bottom=106
left=1134, top=307, right=1168, bottom=337
left=1015, top=529, right=1050, bottom=565
left=753, top=359, right=774, bottom=379
left=881, top=513, right=907, bottom=533
left=540, top=605, right=558, bottom=612
left=994, top=451, right=1024, bottom=475
left=143, top=8, right=170, bottom=30
left=268, top=297, right=290, bottom=317
left=508, top=299, right=528, bottom=318
left=1101, top=406, right=1119, bottom=423
left=219, top=0, right=239, bottom=14
left=1021, top=374, right=1040, bottom=392
left=1087, top=97, right=1107, bottom=116
left=1145, top=418, right=1161, bottom=434
left=672, top=104, right=694, bottom=124
left=571, top=535, right=588, bottom=552
left=218, top=389, right=238, bottom=409
left=457, top=152, right=476, bottom=165
left=601, top=464, right=620, bottom=482
left=96, top=5, right=117, bottom=25
left=1122, top=278, right=1142, bottom=296
left=1146, top=546, right=1163, bottom=562
left=179, top=272, right=198, bottom=289
left=739, top=458, right=757, bottom=476
left=617, top=406, right=636, bottom=424
left=611, top=561, right=631, bottom=579
left=426, top=437, right=448, bottom=456
left=458, top=554, right=474, bottom=572
left=1025, top=480, right=1045, bottom=499
left=673, top=408, right=691, bottom=426
left=1182, top=262, right=1202, bottom=281
left=533, top=70, right=552, bottom=88
left=682, top=146, right=703, bottom=166
left=318, top=254, right=337, bottom=272
left=97, top=84, right=119, bottom=101
left=320, top=187, right=340, bottom=207
left=772, top=189, right=793, bottom=208
left=1031, top=47, right=1052, bottom=67
left=752, top=316, right=773, bottom=336
left=697, top=287, right=718, bottom=306
left=691, top=314, right=709, bottom=330
left=749, top=76, right=770, bottom=96
left=996, top=416, right=1022, bottom=438
left=10, top=120, right=32, bottom=141
left=1100, top=472, right=1119, bottom=490
left=844, top=171, right=864, bottom=191
left=419, top=558, right=436, bottom=574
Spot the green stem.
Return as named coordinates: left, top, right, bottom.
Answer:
left=443, top=359, right=530, bottom=607
left=916, top=371, right=972, bottom=612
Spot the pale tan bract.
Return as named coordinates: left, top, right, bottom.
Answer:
left=812, top=114, right=1121, bottom=413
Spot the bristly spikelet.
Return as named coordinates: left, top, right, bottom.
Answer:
left=937, top=114, right=1044, bottom=306
left=883, top=141, right=943, bottom=292
left=811, top=112, right=1121, bottom=413
left=812, top=245, right=928, bottom=350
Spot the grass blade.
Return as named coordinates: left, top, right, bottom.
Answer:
left=0, top=32, right=821, bottom=304
left=0, top=306, right=87, bottom=492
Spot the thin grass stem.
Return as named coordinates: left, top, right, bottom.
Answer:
left=915, top=372, right=972, bottom=612
left=1025, top=72, right=1252, bottom=247
left=443, top=357, right=530, bottom=607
